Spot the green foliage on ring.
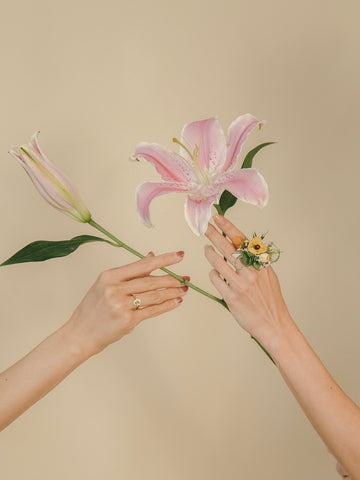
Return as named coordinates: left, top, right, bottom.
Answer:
left=214, top=142, right=276, bottom=216
left=1, top=235, right=112, bottom=266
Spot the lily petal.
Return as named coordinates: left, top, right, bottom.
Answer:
left=133, top=142, right=195, bottom=183
left=217, top=169, right=269, bottom=208
left=180, top=117, right=226, bottom=175
left=223, top=114, right=262, bottom=172
left=136, top=181, right=193, bottom=227
left=9, top=134, right=91, bottom=222
left=184, top=194, right=218, bottom=236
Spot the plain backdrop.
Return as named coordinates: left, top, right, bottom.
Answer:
left=0, top=0, right=359, bottom=478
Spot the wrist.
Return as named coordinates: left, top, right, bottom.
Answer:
left=59, top=317, right=95, bottom=364
left=255, top=313, right=301, bottom=364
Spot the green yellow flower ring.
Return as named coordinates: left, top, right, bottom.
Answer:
left=231, top=232, right=281, bottom=272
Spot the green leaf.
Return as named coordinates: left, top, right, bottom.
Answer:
left=1, top=235, right=112, bottom=266
left=241, top=142, right=276, bottom=169
left=213, top=203, right=224, bottom=215
left=241, top=253, right=251, bottom=267
left=217, top=189, right=238, bottom=216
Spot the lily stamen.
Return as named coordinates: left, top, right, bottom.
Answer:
left=172, top=137, right=194, bottom=160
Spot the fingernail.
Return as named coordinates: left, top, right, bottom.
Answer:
left=181, top=285, right=189, bottom=292
left=176, top=251, right=185, bottom=258
left=182, top=275, right=190, bottom=281
left=213, top=213, right=224, bottom=224
left=147, top=251, right=155, bottom=256
left=175, top=297, right=183, bottom=304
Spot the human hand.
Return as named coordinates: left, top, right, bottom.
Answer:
left=65, top=251, right=188, bottom=358
left=204, top=214, right=292, bottom=348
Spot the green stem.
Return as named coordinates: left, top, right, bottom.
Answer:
left=87, top=218, right=274, bottom=365
left=88, top=218, right=227, bottom=309
left=251, top=337, right=275, bottom=364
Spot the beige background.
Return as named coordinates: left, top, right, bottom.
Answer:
left=0, top=0, right=359, bottom=478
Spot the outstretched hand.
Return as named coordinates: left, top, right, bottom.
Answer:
left=67, top=251, right=188, bottom=358
left=204, top=214, right=291, bottom=349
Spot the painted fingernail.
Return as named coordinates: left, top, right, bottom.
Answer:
left=213, top=213, right=224, bottom=224
left=175, top=297, right=183, bottom=304
left=147, top=251, right=155, bottom=256
left=182, top=275, right=190, bottom=281
left=176, top=251, right=185, bottom=258
left=181, top=285, right=189, bottom=292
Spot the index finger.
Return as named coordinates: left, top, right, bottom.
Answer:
left=211, top=214, right=247, bottom=244
left=107, top=251, right=185, bottom=281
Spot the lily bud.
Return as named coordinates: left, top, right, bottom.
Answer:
left=9, top=132, right=91, bottom=223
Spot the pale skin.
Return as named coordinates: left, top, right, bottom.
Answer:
left=204, top=214, right=360, bottom=479
left=0, top=251, right=188, bottom=432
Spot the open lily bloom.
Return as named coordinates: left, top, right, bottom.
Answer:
left=132, top=114, right=269, bottom=235
left=9, top=132, right=91, bottom=223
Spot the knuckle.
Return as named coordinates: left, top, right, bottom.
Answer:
left=108, top=297, right=125, bottom=319
left=152, top=291, right=163, bottom=304
left=103, top=284, right=117, bottom=302
left=234, top=277, right=249, bottom=292
left=246, top=270, right=258, bottom=284
left=214, top=256, right=224, bottom=270
left=97, top=270, right=111, bottom=285
left=209, top=269, right=218, bottom=281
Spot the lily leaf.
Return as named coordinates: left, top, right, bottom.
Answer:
left=1, top=235, right=112, bottom=266
left=216, top=190, right=238, bottom=216
left=214, top=142, right=276, bottom=216
left=240, top=142, right=276, bottom=169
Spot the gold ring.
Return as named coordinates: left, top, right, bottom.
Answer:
left=132, top=296, right=141, bottom=308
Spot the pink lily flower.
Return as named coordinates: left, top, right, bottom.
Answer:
left=9, top=132, right=91, bottom=223
left=132, top=114, right=269, bottom=235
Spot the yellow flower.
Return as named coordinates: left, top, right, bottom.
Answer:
left=248, top=236, right=267, bottom=255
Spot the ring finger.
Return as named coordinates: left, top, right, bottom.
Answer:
left=205, top=223, right=259, bottom=277
left=130, top=285, right=188, bottom=309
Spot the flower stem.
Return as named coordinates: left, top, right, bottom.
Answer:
left=87, top=218, right=274, bottom=364
left=88, top=218, right=227, bottom=308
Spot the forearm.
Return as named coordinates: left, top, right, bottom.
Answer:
left=0, top=321, right=89, bottom=431
left=263, top=315, right=360, bottom=479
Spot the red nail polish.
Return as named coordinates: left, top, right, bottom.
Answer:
left=175, top=297, right=183, bottom=303
left=182, top=276, right=190, bottom=281
left=181, top=285, right=189, bottom=292
left=176, top=251, right=185, bottom=257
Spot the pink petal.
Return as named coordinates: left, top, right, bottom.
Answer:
left=184, top=194, right=218, bottom=236
left=136, top=181, right=192, bottom=227
left=22, top=133, right=85, bottom=205
left=223, top=114, right=262, bottom=172
left=133, top=142, right=195, bottom=183
left=180, top=117, right=226, bottom=175
left=20, top=162, right=86, bottom=221
left=217, top=169, right=269, bottom=208
left=29, top=132, right=78, bottom=190
left=9, top=133, right=91, bottom=222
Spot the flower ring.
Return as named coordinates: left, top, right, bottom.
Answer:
left=231, top=232, right=281, bottom=272
left=132, top=295, right=142, bottom=308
